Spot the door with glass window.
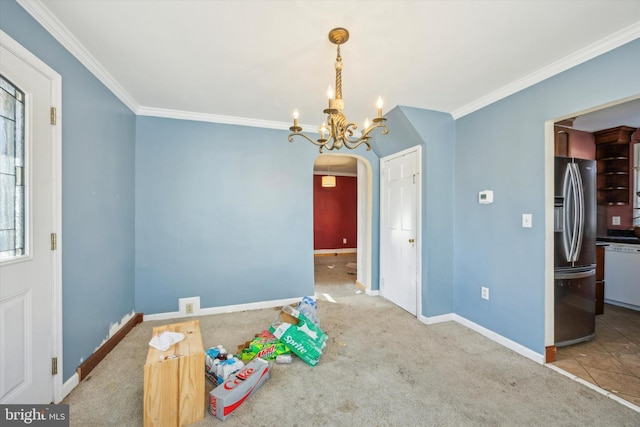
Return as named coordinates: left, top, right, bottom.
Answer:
left=0, top=37, right=57, bottom=404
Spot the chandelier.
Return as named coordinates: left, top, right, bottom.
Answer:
left=288, top=28, right=388, bottom=153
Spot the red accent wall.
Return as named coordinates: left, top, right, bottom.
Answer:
left=313, top=175, right=357, bottom=250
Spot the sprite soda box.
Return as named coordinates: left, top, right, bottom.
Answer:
left=269, top=305, right=327, bottom=366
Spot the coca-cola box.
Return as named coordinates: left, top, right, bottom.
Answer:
left=208, top=357, right=271, bottom=420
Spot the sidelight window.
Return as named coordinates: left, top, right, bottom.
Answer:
left=0, top=74, right=25, bottom=260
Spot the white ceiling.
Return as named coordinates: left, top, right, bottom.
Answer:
left=21, top=0, right=640, bottom=132
left=17, top=0, right=640, bottom=177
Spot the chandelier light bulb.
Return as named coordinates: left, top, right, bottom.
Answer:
left=293, top=109, right=299, bottom=127
left=376, top=96, right=383, bottom=118
left=364, top=118, right=370, bottom=129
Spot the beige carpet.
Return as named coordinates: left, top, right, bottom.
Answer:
left=62, top=255, right=640, bottom=426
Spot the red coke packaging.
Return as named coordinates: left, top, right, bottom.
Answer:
left=208, top=357, right=271, bottom=420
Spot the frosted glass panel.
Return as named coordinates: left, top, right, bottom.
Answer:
left=0, top=75, right=25, bottom=261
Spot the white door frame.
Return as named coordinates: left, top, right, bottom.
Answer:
left=0, top=30, right=63, bottom=403
left=380, top=145, right=422, bottom=317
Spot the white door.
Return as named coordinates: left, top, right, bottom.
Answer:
left=380, top=147, right=420, bottom=315
left=0, top=33, right=61, bottom=404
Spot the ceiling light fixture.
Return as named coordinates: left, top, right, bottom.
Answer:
left=289, top=28, right=388, bottom=153
left=321, top=175, right=336, bottom=187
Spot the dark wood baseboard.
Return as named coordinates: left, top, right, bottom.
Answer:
left=545, top=345, right=557, bottom=363
left=77, top=312, right=144, bottom=381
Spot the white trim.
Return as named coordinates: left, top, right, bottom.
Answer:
left=418, top=312, right=545, bottom=364
left=419, top=311, right=545, bottom=364
left=452, top=21, right=640, bottom=119
left=544, top=121, right=556, bottom=349
left=60, top=373, right=78, bottom=401
left=0, top=30, right=64, bottom=404
left=546, top=364, right=640, bottom=413
left=16, top=0, right=138, bottom=112
left=419, top=313, right=455, bottom=325
left=454, top=314, right=545, bottom=364
left=313, top=171, right=357, bottom=177
left=137, top=106, right=294, bottom=131
left=142, top=297, right=302, bottom=322
left=314, top=248, right=357, bottom=255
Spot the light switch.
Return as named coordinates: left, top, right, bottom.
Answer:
left=522, top=214, right=532, bottom=228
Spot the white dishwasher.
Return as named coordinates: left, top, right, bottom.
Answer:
left=604, top=244, right=640, bottom=309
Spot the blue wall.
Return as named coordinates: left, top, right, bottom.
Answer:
left=135, top=117, right=380, bottom=313
left=0, top=1, right=136, bottom=381
left=454, top=39, right=640, bottom=354
left=4, top=0, right=640, bottom=385
left=372, top=107, right=456, bottom=315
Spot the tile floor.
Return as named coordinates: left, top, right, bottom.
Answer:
left=554, top=303, right=640, bottom=406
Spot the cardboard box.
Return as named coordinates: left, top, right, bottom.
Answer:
left=208, top=357, right=271, bottom=420
left=269, top=305, right=327, bottom=366
left=143, top=320, right=205, bottom=427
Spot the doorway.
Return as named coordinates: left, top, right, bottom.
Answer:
left=546, top=96, right=640, bottom=407
left=312, top=154, right=373, bottom=297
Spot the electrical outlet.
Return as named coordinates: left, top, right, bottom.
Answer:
left=522, top=214, right=532, bottom=228
left=179, top=297, right=200, bottom=315
left=481, top=287, right=489, bottom=300
left=343, top=238, right=347, bottom=244
left=612, top=216, right=621, bottom=226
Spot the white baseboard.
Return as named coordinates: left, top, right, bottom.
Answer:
left=419, top=313, right=455, bottom=325
left=314, top=248, right=357, bottom=255
left=453, top=314, right=545, bottom=364
left=418, top=312, right=544, bottom=364
left=60, top=372, right=79, bottom=402
left=143, top=297, right=303, bottom=322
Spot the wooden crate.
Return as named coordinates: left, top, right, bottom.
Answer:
left=143, top=320, right=204, bottom=427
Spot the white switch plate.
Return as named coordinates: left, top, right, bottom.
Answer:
left=179, top=297, right=200, bottom=315
left=481, top=287, right=489, bottom=300
left=612, top=216, right=621, bottom=226
left=522, top=214, right=532, bottom=228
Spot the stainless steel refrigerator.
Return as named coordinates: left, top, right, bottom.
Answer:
left=554, top=157, right=597, bottom=347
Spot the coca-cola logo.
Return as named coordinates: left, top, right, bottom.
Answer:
left=224, top=367, right=255, bottom=390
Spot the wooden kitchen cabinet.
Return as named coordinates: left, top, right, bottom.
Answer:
left=596, top=245, right=605, bottom=315
left=595, top=126, right=635, bottom=206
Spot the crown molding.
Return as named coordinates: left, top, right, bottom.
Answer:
left=18, top=0, right=139, bottom=112
left=136, top=106, right=297, bottom=131
left=452, top=21, right=640, bottom=120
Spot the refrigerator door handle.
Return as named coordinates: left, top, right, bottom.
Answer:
left=555, top=268, right=595, bottom=280
left=572, top=163, right=585, bottom=262
left=567, top=163, right=581, bottom=263
left=562, top=166, right=573, bottom=263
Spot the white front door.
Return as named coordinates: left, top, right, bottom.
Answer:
left=380, top=147, right=420, bottom=315
left=0, top=32, right=61, bottom=404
